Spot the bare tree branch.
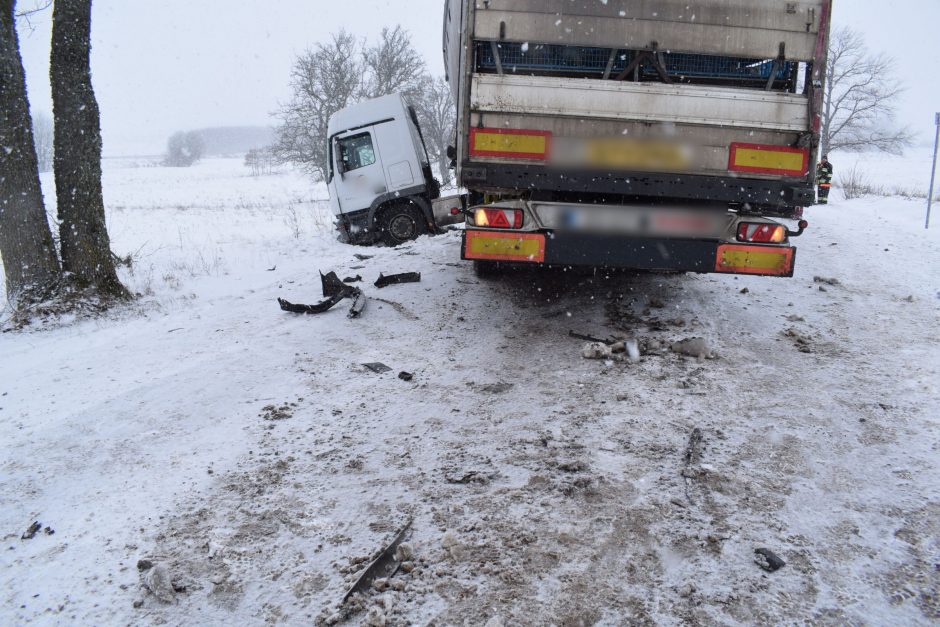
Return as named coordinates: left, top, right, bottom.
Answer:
left=273, top=26, right=430, bottom=182
left=362, top=26, right=428, bottom=101
left=272, top=31, right=363, bottom=181
left=413, top=76, right=456, bottom=186
left=822, top=26, right=912, bottom=155
left=14, top=0, right=52, bottom=31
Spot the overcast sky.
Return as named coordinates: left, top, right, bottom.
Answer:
left=15, top=0, right=940, bottom=156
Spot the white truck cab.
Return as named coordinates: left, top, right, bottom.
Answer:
left=327, top=93, right=463, bottom=246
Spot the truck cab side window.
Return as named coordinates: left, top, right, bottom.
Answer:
left=338, top=133, right=376, bottom=172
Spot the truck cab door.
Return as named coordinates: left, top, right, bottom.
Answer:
left=331, top=128, right=387, bottom=217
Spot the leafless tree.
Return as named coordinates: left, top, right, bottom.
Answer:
left=164, top=130, right=205, bottom=167
left=51, top=0, right=127, bottom=299
left=363, top=26, right=427, bottom=101
left=822, top=27, right=913, bottom=155
left=274, top=27, right=430, bottom=181
left=31, top=110, right=53, bottom=172
left=245, top=147, right=276, bottom=176
left=414, top=76, right=456, bottom=187
left=0, top=0, right=61, bottom=306
left=273, top=31, right=363, bottom=181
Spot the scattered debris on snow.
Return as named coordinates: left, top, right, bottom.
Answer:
left=813, top=276, right=841, bottom=286
left=20, top=521, right=41, bottom=540
left=754, top=548, right=787, bottom=573
left=261, top=403, right=294, bottom=421
left=348, top=291, right=367, bottom=318
left=277, top=295, right=345, bottom=315
left=362, top=363, right=392, bottom=374
left=279, top=271, right=366, bottom=317
left=374, top=272, right=421, bottom=288
left=782, top=328, right=814, bottom=353
left=341, top=518, right=412, bottom=606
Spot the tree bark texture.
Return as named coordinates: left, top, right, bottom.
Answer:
left=0, top=0, right=62, bottom=303
left=50, top=0, right=125, bottom=297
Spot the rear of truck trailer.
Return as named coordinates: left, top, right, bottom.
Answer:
left=445, top=0, right=832, bottom=277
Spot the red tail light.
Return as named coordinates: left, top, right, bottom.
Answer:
left=474, top=208, right=524, bottom=229
left=737, top=222, right=787, bottom=243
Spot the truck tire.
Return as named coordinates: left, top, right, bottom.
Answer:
left=375, top=203, right=428, bottom=247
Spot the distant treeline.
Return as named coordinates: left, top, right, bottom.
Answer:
left=191, top=126, right=275, bottom=157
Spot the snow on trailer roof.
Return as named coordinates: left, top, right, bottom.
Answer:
left=327, top=93, right=411, bottom=137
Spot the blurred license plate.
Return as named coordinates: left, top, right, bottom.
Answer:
left=585, top=138, right=689, bottom=170
left=535, top=204, right=725, bottom=238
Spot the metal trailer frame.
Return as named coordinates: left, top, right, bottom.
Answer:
left=445, top=0, right=834, bottom=211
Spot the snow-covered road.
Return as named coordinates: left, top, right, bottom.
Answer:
left=1, top=159, right=938, bottom=625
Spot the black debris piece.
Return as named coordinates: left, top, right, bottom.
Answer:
left=21, top=521, right=41, bottom=540
left=342, top=519, right=413, bottom=606
left=354, top=254, right=374, bottom=261
left=278, top=294, right=345, bottom=315
left=754, top=548, right=786, bottom=572
left=363, top=363, right=392, bottom=374
left=398, top=371, right=413, bottom=382
left=279, top=270, right=365, bottom=316
left=347, top=292, right=367, bottom=319
left=374, top=272, right=421, bottom=289
left=322, top=271, right=358, bottom=298
left=343, top=275, right=363, bottom=284
left=569, top=330, right=614, bottom=344
left=266, top=265, right=277, bottom=272
left=44, top=526, right=54, bottom=535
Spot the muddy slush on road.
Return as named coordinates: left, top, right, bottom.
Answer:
left=133, top=227, right=939, bottom=625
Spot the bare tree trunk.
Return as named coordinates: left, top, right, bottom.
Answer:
left=50, top=0, right=127, bottom=298
left=0, top=0, right=61, bottom=304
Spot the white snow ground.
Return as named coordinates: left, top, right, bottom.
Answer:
left=1, top=157, right=938, bottom=625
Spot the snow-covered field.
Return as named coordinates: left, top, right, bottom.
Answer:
left=1, top=156, right=938, bottom=625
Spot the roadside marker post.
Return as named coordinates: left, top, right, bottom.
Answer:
left=927, top=112, right=939, bottom=229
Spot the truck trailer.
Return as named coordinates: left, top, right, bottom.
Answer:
left=444, top=0, right=833, bottom=277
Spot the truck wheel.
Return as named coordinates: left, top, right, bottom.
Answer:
left=473, top=260, right=502, bottom=278
left=376, top=203, right=428, bottom=247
